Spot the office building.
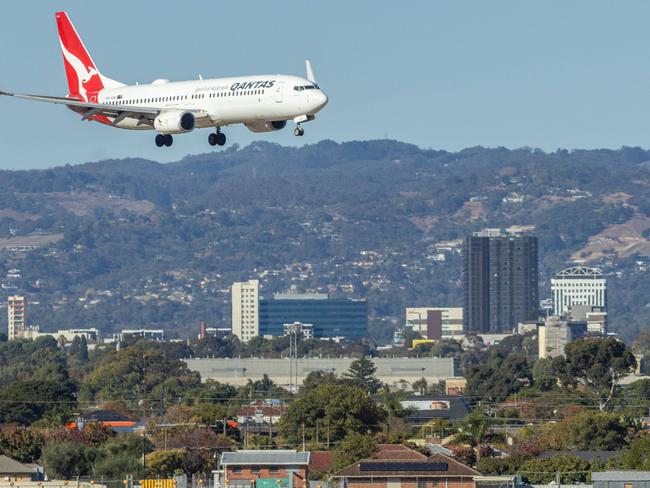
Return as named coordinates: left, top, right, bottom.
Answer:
left=185, top=356, right=459, bottom=389
left=405, top=307, right=463, bottom=339
left=7, top=295, right=25, bottom=341
left=538, top=316, right=587, bottom=359
left=259, top=293, right=366, bottom=339
left=463, top=229, right=538, bottom=333
left=231, top=280, right=260, bottom=343
left=551, top=266, right=606, bottom=316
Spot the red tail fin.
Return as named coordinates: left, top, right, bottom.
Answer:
left=56, top=11, right=105, bottom=101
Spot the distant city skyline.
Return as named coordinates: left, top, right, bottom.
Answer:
left=2, top=1, right=650, bottom=169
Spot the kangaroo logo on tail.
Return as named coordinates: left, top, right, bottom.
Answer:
left=56, top=12, right=104, bottom=101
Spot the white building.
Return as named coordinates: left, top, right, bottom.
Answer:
left=282, top=321, right=313, bottom=339
left=231, top=279, right=259, bottom=343
left=119, top=329, right=165, bottom=341
left=551, top=266, right=606, bottom=316
left=538, top=316, right=587, bottom=359
left=405, top=307, right=463, bottom=339
left=7, top=295, right=25, bottom=340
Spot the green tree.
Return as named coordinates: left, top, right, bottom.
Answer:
left=343, top=357, right=382, bottom=394
left=563, top=411, right=627, bottom=450
left=146, top=449, right=187, bottom=477
left=41, top=440, right=96, bottom=478
left=519, top=455, right=590, bottom=484
left=279, top=383, right=381, bottom=446
left=0, top=425, right=45, bottom=462
left=557, top=338, right=636, bottom=410
left=455, top=411, right=501, bottom=462
left=94, top=435, right=148, bottom=480
left=332, top=432, right=377, bottom=471
left=619, top=433, right=650, bottom=469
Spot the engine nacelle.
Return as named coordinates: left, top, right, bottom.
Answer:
left=153, top=110, right=195, bottom=134
left=244, top=120, right=287, bottom=133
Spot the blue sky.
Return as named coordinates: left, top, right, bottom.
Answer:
left=1, top=1, right=650, bottom=169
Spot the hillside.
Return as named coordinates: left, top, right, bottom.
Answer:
left=1, top=140, right=650, bottom=342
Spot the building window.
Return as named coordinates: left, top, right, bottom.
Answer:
left=251, top=467, right=260, bottom=474
left=232, top=467, right=242, bottom=473
left=269, top=466, right=279, bottom=474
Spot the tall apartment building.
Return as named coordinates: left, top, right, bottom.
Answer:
left=231, top=280, right=260, bottom=342
left=551, top=266, right=606, bottom=316
left=463, top=229, right=538, bottom=333
left=7, top=295, right=26, bottom=341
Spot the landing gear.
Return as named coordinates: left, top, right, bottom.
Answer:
left=155, top=134, right=173, bottom=147
left=294, top=126, right=304, bottom=137
left=209, top=128, right=226, bottom=146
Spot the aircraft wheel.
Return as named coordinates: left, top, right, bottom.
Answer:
left=294, top=127, right=304, bottom=137
left=216, top=132, right=226, bottom=146
left=155, top=134, right=165, bottom=147
left=209, top=133, right=218, bottom=146
left=164, top=134, right=173, bottom=147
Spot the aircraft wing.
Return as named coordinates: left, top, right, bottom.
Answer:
left=0, top=90, right=163, bottom=126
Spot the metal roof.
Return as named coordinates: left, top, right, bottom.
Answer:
left=0, top=455, right=36, bottom=474
left=554, top=266, right=603, bottom=279
left=221, top=450, right=310, bottom=466
left=592, top=471, right=650, bottom=481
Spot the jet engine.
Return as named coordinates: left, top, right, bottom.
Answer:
left=244, top=120, right=287, bottom=133
left=153, top=110, right=195, bottom=134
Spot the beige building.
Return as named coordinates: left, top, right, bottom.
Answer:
left=231, top=280, right=259, bottom=342
left=405, top=307, right=463, bottom=339
left=7, top=296, right=25, bottom=341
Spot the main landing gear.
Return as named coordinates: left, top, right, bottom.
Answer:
left=208, top=128, right=226, bottom=146
left=155, top=134, right=173, bottom=147
left=294, top=125, right=305, bottom=137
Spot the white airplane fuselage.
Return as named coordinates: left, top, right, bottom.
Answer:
left=0, top=12, right=328, bottom=147
left=96, top=74, right=328, bottom=131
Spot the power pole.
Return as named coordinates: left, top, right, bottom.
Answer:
left=302, top=422, right=305, bottom=451
left=142, top=353, right=148, bottom=473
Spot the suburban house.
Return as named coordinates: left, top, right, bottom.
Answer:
left=0, top=455, right=38, bottom=481
left=330, top=453, right=481, bottom=488
left=399, top=396, right=471, bottom=427
left=217, top=450, right=310, bottom=488
left=236, top=400, right=286, bottom=426
left=67, top=409, right=140, bottom=433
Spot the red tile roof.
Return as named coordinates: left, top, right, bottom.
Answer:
left=310, top=451, right=334, bottom=474
left=331, top=453, right=482, bottom=478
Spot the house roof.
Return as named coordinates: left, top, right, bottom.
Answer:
left=221, top=450, right=310, bottom=466
left=0, top=455, right=36, bottom=475
left=83, top=409, right=135, bottom=423
left=373, top=450, right=427, bottom=460
left=592, top=471, right=650, bottom=481
left=310, top=451, right=334, bottom=474
left=402, top=397, right=471, bottom=423
left=237, top=401, right=286, bottom=417
left=331, top=453, right=482, bottom=478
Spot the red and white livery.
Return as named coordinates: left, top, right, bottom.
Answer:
left=1, top=12, right=328, bottom=147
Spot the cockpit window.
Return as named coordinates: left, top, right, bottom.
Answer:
left=293, top=84, right=320, bottom=91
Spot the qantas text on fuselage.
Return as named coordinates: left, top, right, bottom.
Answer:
left=0, top=12, right=328, bottom=148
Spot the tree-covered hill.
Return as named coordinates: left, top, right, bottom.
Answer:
left=1, top=140, right=650, bottom=342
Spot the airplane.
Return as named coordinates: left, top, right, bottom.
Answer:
left=0, top=12, right=328, bottom=148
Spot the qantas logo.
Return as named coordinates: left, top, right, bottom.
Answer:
left=230, top=80, right=275, bottom=91
left=59, top=40, right=100, bottom=102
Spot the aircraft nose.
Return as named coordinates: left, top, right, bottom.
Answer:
left=314, top=90, right=328, bottom=109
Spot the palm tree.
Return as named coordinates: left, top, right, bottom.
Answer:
left=454, top=410, right=502, bottom=462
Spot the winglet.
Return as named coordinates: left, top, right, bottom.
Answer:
left=305, top=60, right=316, bottom=83
left=0, top=89, right=12, bottom=97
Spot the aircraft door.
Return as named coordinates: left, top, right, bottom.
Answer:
left=274, top=83, right=284, bottom=103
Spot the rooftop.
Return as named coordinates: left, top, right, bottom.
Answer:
left=0, top=455, right=36, bottom=475
left=331, top=454, right=481, bottom=478
left=221, top=450, right=310, bottom=466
